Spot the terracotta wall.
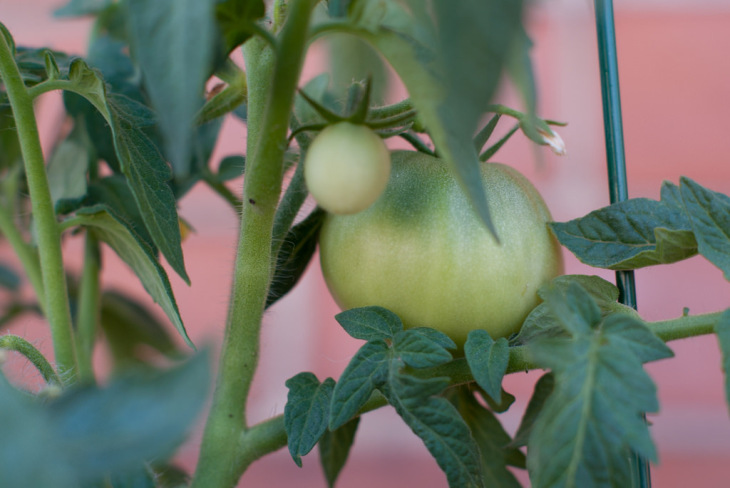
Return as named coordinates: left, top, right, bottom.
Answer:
left=3, top=1, right=730, bottom=486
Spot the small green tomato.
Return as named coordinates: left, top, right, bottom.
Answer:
left=304, top=122, right=391, bottom=215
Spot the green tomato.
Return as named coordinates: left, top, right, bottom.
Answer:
left=318, top=150, right=564, bottom=347
left=304, top=122, right=391, bottom=215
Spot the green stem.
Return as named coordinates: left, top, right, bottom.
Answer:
left=192, top=2, right=318, bottom=486
left=0, top=334, right=61, bottom=385
left=0, top=203, right=45, bottom=311
left=74, top=233, right=101, bottom=384
left=0, top=33, right=78, bottom=381
left=650, top=311, right=720, bottom=342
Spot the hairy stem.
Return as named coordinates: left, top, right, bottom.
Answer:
left=0, top=33, right=78, bottom=381
left=0, top=334, right=61, bottom=385
left=74, top=233, right=101, bottom=384
left=191, top=2, right=319, bottom=486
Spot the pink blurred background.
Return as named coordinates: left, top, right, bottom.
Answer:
left=4, top=0, right=730, bottom=486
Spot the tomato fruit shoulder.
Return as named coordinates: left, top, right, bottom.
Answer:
left=318, top=150, right=564, bottom=347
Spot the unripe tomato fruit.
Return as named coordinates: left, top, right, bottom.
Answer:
left=318, top=150, right=563, bottom=347
left=304, top=122, right=391, bottom=215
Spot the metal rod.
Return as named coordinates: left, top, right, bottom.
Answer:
left=593, top=1, right=650, bottom=487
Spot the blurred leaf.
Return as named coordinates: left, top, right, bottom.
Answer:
left=393, top=327, right=454, bottom=369
left=50, top=353, right=209, bottom=482
left=354, top=0, right=528, bottom=237
left=510, top=372, right=554, bottom=448
left=319, top=418, right=360, bottom=488
left=329, top=340, right=390, bottom=430
left=382, top=372, right=483, bottom=488
left=100, top=290, right=183, bottom=369
left=74, top=205, right=192, bottom=348
left=196, top=72, right=247, bottom=124
left=525, top=283, right=672, bottom=488
left=550, top=196, right=697, bottom=270
left=217, top=155, right=246, bottom=181
left=0, top=355, right=208, bottom=487
left=714, top=309, right=730, bottom=418
left=48, top=121, right=93, bottom=210
left=680, top=176, right=730, bottom=280
left=126, top=0, right=217, bottom=178
left=266, top=208, right=325, bottom=308
left=450, top=387, right=523, bottom=488
left=285, top=373, right=336, bottom=467
left=0, top=262, right=21, bottom=291
left=214, top=0, right=266, bottom=55
left=464, top=330, right=509, bottom=404
left=295, top=74, right=334, bottom=126
left=55, top=0, right=113, bottom=17
left=335, top=306, right=403, bottom=342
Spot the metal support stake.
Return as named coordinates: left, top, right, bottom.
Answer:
left=593, top=1, right=651, bottom=487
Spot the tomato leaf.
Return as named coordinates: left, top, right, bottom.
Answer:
left=550, top=193, right=697, bottom=270
left=464, top=330, right=509, bottom=404
left=525, top=283, right=672, bottom=488
left=266, top=208, right=325, bottom=309
left=393, top=327, right=455, bottom=369
left=335, top=306, right=403, bottom=342
left=47, top=122, right=92, bottom=211
left=214, top=0, right=266, bottom=55
left=284, top=373, right=336, bottom=467
left=319, top=417, right=360, bottom=488
left=510, top=373, right=554, bottom=448
left=351, top=0, right=528, bottom=237
left=126, top=0, right=217, bottom=178
left=679, top=176, right=730, bottom=280
left=713, top=309, right=730, bottom=417
left=54, top=0, right=112, bottom=17
left=60, top=58, right=189, bottom=284
left=74, top=205, right=192, bottom=348
left=450, top=387, right=524, bottom=488
left=381, top=372, right=484, bottom=488
left=329, top=340, right=390, bottom=430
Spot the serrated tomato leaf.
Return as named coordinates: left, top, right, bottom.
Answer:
left=464, top=330, right=509, bottom=404
left=382, top=372, right=484, bottom=488
left=319, top=418, right=360, bottom=488
left=550, top=197, right=697, bottom=270
left=450, top=387, right=523, bottom=488
left=284, top=373, right=336, bottom=467
left=525, top=283, right=671, bottom=488
left=335, top=306, right=403, bottom=342
left=329, top=340, right=390, bottom=430
left=680, top=176, right=730, bottom=280
left=393, top=327, right=454, bottom=369
left=74, top=206, right=192, bottom=348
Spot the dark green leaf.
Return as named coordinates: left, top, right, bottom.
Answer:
left=329, top=340, right=390, bottom=429
left=50, top=353, right=209, bottom=482
left=393, top=327, right=454, bottom=369
left=451, top=387, right=523, bottom=488
left=106, top=466, right=156, bottom=488
left=510, top=373, right=554, bottom=448
left=319, top=417, right=360, bottom=488
left=477, top=387, right=515, bottom=414
left=382, top=372, right=483, bottom=488
left=335, top=306, right=403, bottom=342
left=714, top=309, right=730, bottom=417
left=100, top=290, right=183, bottom=369
left=525, top=284, right=670, bottom=487
left=464, top=330, right=509, bottom=404
left=151, top=464, right=190, bottom=488
left=285, top=373, right=336, bottom=467
left=215, top=0, right=266, bottom=55
left=48, top=121, right=92, bottom=210
left=356, top=0, right=527, bottom=237
left=74, top=206, right=192, bottom=348
left=550, top=197, right=697, bottom=270
left=126, top=0, right=217, bottom=177
left=680, top=176, right=730, bottom=280
left=217, top=155, right=246, bottom=181
left=266, top=208, right=325, bottom=308
left=473, top=114, right=501, bottom=153
left=294, top=74, right=333, bottom=126
left=196, top=73, right=248, bottom=124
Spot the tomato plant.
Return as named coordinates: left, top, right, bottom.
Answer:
left=319, top=150, right=563, bottom=346
left=304, top=121, right=390, bottom=215
left=2, top=2, right=730, bottom=488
